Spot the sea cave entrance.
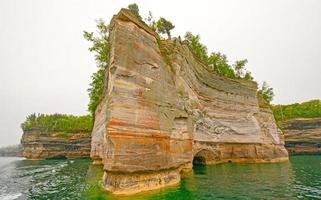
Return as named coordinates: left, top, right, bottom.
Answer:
left=47, top=155, right=67, bottom=160
left=193, top=155, right=206, bottom=165
left=193, top=150, right=214, bottom=166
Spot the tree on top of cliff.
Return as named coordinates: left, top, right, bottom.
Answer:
left=128, top=3, right=142, bottom=20
left=184, top=32, right=253, bottom=80
left=156, top=17, right=175, bottom=40
left=258, top=81, right=274, bottom=104
left=234, top=59, right=248, bottom=77
left=184, top=32, right=208, bottom=62
left=207, top=52, right=236, bottom=78
left=83, top=19, right=109, bottom=118
left=145, top=11, right=157, bottom=31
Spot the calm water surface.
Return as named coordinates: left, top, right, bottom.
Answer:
left=0, top=156, right=321, bottom=200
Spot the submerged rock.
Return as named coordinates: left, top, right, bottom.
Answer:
left=91, top=8, right=288, bottom=194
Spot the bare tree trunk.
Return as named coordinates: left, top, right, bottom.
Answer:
left=166, top=30, right=171, bottom=40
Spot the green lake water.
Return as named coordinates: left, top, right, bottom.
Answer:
left=0, top=156, right=321, bottom=199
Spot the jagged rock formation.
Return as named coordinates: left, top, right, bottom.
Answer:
left=21, top=129, right=91, bottom=159
left=282, top=118, right=321, bottom=155
left=91, top=9, right=288, bottom=194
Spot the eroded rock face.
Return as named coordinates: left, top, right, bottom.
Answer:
left=21, top=129, right=91, bottom=159
left=282, top=118, right=321, bottom=155
left=91, top=9, right=288, bottom=194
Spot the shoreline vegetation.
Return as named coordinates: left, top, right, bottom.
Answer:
left=19, top=99, right=321, bottom=139
left=272, top=99, right=321, bottom=128
left=14, top=99, right=320, bottom=158
left=21, top=113, right=93, bottom=133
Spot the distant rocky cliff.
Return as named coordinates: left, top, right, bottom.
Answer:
left=90, top=9, right=288, bottom=194
left=0, top=144, right=23, bottom=157
left=21, top=129, right=91, bottom=159
left=282, top=118, right=321, bottom=155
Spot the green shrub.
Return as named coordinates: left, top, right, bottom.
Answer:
left=83, top=20, right=109, bottom=118
left=184, top=32, right=253, bottom=80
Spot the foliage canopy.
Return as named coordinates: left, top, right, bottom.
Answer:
left=273, top=99, right=321, bottom=122
left=258, top=81, right=274, bottom=103
left=128, top=3, right=142, bottom=20
left=21, top=113, right=93, bottom=132
left=184, top=32, right=253, bottom=81
left=83, top=19, right=109, bottom=118
left=156, top=17, right=175, bottom=39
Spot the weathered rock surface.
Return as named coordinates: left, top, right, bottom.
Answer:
left=282, top=118, right=321, bottom=155
left=91, top=9, right=288, bottom=194
left=21, top=129, right=91, bottom=159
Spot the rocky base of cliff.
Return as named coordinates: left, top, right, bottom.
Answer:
left=22, top=129, right=91, bottom=159
left=103, top=169, right=181, bottom=195
left=285, top=142, right=321, bottom=155
left=193, top=142, right=288, bottom=165
left=101, top=142, right=288, bottom=195
left=282, top=118, right=321, bottom=155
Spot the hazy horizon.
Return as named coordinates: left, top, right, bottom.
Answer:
left=1, top=0, right=321, bottom=147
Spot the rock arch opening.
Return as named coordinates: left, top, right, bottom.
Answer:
left=47, top=155, right=67, bottom=160
left=193, top=155, right=206, bottom=165
left=193, top=150, right=214, bottom=166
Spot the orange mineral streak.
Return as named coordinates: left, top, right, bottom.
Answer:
left=108, top=119, right=161, bottom=131
left=108, top=130, right=169, bottom=139
left=108, top=120, right=128, bottom=127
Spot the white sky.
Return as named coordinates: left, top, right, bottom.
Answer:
left=0, top=0, right=320, bottom=147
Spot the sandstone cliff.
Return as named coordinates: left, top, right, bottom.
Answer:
left=91, top=9, right=288, bottom=194
left=282, top=118, right=321, bottom=155
left=21, top=129, right=91, bottom=159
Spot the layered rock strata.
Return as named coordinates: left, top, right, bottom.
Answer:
left=282, top=118, right=321, bottom=155
left=91, top=9, right=288, bottom=194
left=21, top=129, right=91, bottom=159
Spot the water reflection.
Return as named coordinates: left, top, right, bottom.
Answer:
left=0, top=156, right=320, bottom=199
left=183, top=162, right=297, bottom=199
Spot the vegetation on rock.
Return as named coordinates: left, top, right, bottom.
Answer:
left=83, top=19, right=109, bottom=118
left=128, top=3, right=142, bottom=20
left=273, top=99, right=321, bottom=122
left=156, top=17, right=175, bottom=39
left=21, top=113, right=93, bottom=132
left=184, top=32, right=253, bottom=80
left=145, top=11, right=157, bottom=31
left=84, top=3, right=276, bottom=117
left=258, top=81, right=274, bottom=103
